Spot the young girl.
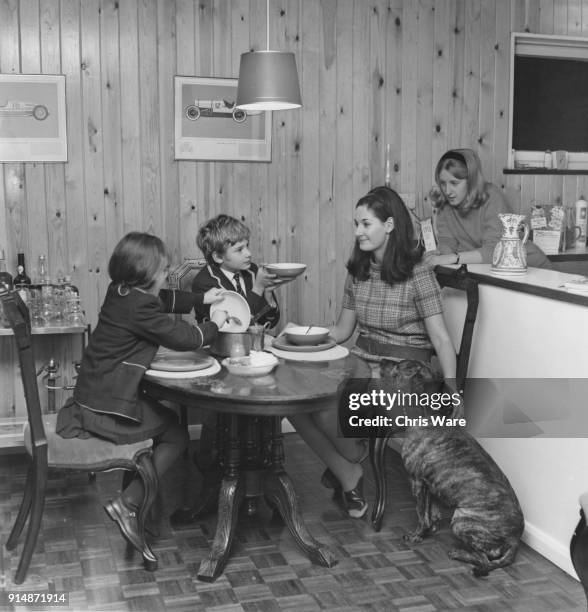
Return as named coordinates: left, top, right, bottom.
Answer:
left=56, top=232, right=227, bottom=553
left=427, top=148, right=550, bottom=268
left=289, top=187, right=457, bottom=519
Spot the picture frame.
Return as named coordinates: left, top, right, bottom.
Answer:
left=0, top=74, right=67, bottom=162
left=174, top=76, right=272, bottom=162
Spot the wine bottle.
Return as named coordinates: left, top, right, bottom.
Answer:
left=13, top=253, right=31, bottom=286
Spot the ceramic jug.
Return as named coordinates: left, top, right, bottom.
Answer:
left=491, top=213, right=529, bottom=275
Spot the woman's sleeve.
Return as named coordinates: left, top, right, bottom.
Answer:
left=413, top=265, right=444, bottom=319
left=479, top=187, right=510, bottom=263
left=434, top=208, right=460, bottom=255
left=341, top=274, right=356, bottom=310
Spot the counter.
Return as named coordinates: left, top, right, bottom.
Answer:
left=438, top=263, right=588, bottom=578
left=547, top=245, right=588, bottom=275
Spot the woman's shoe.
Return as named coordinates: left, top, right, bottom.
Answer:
left=342, top=477, right=368, bottom=519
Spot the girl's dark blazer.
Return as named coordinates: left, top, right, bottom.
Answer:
left=73, top=284, right=219, bottom=423
left=191, top=262, right=279, bottom=328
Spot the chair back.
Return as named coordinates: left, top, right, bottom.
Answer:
left=0, top=288, right=47, bottom=454
left=435, top=264, right=479, bottom=393
left=168, top=258, right=206, bottom=291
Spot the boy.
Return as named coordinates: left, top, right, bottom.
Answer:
left=171, top=214, right=281, bottom=524
left=191, top=214, right=281, bottom=326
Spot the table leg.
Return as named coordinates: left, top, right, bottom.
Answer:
left=262, top=417, right=337, bottom=568
left=197, top=414, right=244, bottom=581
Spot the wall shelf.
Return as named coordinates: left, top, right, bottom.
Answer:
left=503, top=168, right=588, bottom=175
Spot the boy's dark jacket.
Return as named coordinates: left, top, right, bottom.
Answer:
left=191, top=262, right=279, bottom=328
left=72, top=284, right=218, bottom=423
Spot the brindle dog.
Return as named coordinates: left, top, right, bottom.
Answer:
left=379, top=359, right=525, bottom=577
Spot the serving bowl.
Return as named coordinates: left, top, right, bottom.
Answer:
left=222, top=351, right=279, bottom=377
left=264, top=263, right=306, bottom=279
left=284, top=325, right=330, bottom=346
left=209, top=332, right=251, bottom=357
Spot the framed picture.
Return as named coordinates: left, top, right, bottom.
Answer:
left=0, top=74, right=67, bottom=162
left=174, top=76, right=272, bottom=162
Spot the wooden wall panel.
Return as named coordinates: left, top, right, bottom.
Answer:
left=2, top=1, right=588, bottom=414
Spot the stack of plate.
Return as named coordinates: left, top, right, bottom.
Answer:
left=146, top=349, right=219, bottom=378
left=561, top=278, right=588, bottom=295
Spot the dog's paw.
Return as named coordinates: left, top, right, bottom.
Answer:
left=403, top=531, right=424, bottom=544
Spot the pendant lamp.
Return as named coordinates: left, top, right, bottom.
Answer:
left=235, top=0, right=302, bottom=111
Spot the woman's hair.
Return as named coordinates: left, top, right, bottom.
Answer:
left=346, top=186, right=422, bottom=284
left=108, top=232, right=170, bottom=290
left=197, top=214, right=251, bottom=264
left=430, top=149, right=489, bottom=213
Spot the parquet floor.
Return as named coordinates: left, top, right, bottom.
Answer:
left=0, top=434, right=586, bottom=611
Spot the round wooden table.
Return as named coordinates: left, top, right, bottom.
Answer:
left=141, top=352, right=370, bottom=582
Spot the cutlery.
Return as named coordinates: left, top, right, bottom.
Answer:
left=305, top=324, right=315, bottom=335
left=227, top=316, right=242, bottom=326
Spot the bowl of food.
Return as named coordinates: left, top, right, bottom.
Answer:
left=284, top=325, right=330, bottom=346
left=264, top=263, right=306, bottom=279
left=222, top=351, right=279, bottom=377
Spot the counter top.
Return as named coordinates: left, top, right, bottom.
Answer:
left=437, top=263, right=588, bottom=306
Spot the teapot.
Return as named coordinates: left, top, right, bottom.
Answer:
left=491, top=213, right=529, bottom=275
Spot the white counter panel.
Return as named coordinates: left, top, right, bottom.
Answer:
left=441, top=267, right=588, bottom=578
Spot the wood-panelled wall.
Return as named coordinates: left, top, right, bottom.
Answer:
left=2, top=0, right=588, bottom=331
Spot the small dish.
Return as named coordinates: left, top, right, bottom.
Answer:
left=284, top=325, right=330, bottom=346
left=562, top=278, right=588, bottom=292
left=222, top=351, right=279, bottom=377
left=210, top=290, right=251, bottom=333
left=264, top=263, right=306, bottom=279
left=272, top=336, right=336, bottom=353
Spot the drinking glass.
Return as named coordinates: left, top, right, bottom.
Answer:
left=248, top=324, right=265, bottom=351
left=67, top=297, right=86, bottom=326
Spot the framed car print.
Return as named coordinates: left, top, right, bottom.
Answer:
left=174, top=76, right=272, bottom=162
left=0, top=74, right=67, bottom=162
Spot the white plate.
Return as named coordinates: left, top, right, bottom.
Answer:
left=210, top=290, right=251, bottom=333
left=149, top=349, right=215, bottom=372
left=562, top=278, right=588, bottom=292
left=146, top=360, right=221, bottom=378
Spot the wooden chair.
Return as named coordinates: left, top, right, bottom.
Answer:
left=1, top=288, right=158, bottom=584
left=369, top=264, right=479, bottom=532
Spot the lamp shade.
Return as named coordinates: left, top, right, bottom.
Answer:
left=236, top=50, right=302, bottom=111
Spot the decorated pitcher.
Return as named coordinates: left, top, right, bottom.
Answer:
left=491, top=213, right=529, bottom=275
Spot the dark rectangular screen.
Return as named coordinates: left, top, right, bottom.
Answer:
left=513, top=56, right=588, bottom=152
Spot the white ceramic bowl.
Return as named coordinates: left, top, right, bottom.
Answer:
left=284, top=325, right=330, bottom=346
left=264, top=263, right=306, bottom=279
left=222, top=351, right=279, bottom=377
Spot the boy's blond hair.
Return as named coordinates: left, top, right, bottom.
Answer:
left=197, top=214, right=250, bottom=264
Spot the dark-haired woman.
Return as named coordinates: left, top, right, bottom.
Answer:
left=426, top=148, right=550, bottom=268
left=289, top=187, right=457, bottom=518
